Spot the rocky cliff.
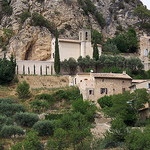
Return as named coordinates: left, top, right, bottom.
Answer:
left=0, top=0, right=144, bottom=60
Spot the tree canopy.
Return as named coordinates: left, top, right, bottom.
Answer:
left=0, top=54, right=16, bottom=84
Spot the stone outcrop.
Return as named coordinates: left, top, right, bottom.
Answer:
left=7, top=25, right=51, bottom=60
left=0, top=0, right=145, bottom=60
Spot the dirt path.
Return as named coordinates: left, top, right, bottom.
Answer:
left=91, top=111, right=111, bottom=138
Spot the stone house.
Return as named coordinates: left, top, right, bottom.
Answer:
left=73, top=72, right=132, bottom=102
left=129, top=79, right=150, bottom=93
left=139, top=34, right=150, bottom=71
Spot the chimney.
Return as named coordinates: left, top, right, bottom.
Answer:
left=123, top=71, right=126, bottom=75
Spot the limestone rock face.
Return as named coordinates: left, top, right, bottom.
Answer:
left=0, top=0, right=145, bottom=60
left=7, top=26, right=51, bottom=60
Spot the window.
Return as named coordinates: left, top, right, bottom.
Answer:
left=100, top=88, right=107, bottom=94
left=80, top=80, right=82, bottom=82
left=89, top=90, right=94, bottom=95
left=147, top=83, right=150, bottom=89
left=80, top=33, right=82, bottom=40
left=85, top=32, right=88, bottom=40
left=102, top=79, right=104, bottom=82
left=75, top=78, right=76, bottom=85
left=144, top=49, right=148, bottom=56
left=122, top=81, right=124, bottom=84
left=53, top=53, right=55, bottom=58
left=122, top=88, right=125, bottom=93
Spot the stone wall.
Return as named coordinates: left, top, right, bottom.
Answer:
left=94, top=78, right=132, bottom=101
left=18, top=75, right=69, bottom=89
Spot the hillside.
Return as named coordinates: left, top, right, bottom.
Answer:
left=0, top=0, right=147, bottom=60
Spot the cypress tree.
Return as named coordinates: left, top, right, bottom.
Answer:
left=54, top=28, right=60, bottom=74
left=93, top=40, right=99, bottom=61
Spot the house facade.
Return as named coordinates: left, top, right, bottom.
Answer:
left=73, top=73, right=132, bottom=102
left=139, top=34, right=150, bottom=71
left=129, top=79, right=150, bottom=93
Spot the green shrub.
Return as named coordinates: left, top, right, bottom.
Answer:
left=2, top=0, right=13, bottom=16
left=35, top=93, right=54, bottom=104
left=134, top=119, right=147, bottom=127
left=98, top=95, right=113, bottom=108
left=11, top=131, right=44, bottom=150
left=31, top=12, right=56, bottom=34
left=77, top=0, right=105, bottom=28
left=0, top=55, right=16, bottom=84
left=1, top=125, right=24, bottom=138
left=45, top=114, right=63, bottom=120
left=91, top=29, right=102, bottom=44
left=0, top=98, right=14, bottom=104
left=0, top=143, right=4, bottom=150
left=11, top=142, right=23, bottom=150
left=30, top=99, right=49, bottom=113
left=33, top=120, right=54, bottom=136
left=14, top=112, right=39, bottom=127
left=0, top=102, right=25, bottom=117
left=16, top=81, right=30, bottom=99
left=46, top=128, right=68, bottom=150
left=52, top=87, right=82, bottom=101
left=19, top=11, right=31, bottom=23
left=0, top=115, right=13, bottom=130
left=36, top=0, right=44, bottom=3
left=72, top=99, right=96, bottom=122
left=125, top=128, right=145, bottom=150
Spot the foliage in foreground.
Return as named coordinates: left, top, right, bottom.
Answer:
left=98, top=89, right=149, bottom=126
left=33, top=120, right=54, bottom=136
left=14, top=112, right=39, bottom=127
left=1, top=125, right=24, bottom=138
left=11, top=131, right=43, bottom=150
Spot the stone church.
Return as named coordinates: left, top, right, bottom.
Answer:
left=16, top=29, right=102, bottom=75
left=50, top=29, right=102, bottom=61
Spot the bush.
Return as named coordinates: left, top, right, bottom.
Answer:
left=72, top=99, right=96, bottom=122
left=11, top=131, right=43, bottom=150
left=33, top=120, right=54, bottom=136
left=52, top=87, right=82, bottom=101
left=30, top=99, right=49, bottom=113
left=35, top=93, right=54, bottom=104
left=0, top=143, right=4, bottom=150
left=0, top=98, right=14, bottom=104
left=0, top=115, right=13, bottom=130
left=0, top=102, right=25, bottom=117
left=31, top=12, right=56, bottom=34
left=98, top=95, right=113, bottom=108
left=2, top=0, right=13, bottom=16
left=45, top=114, right=63, bottom=120
left=134, top=119, right=147, bottom=127
left=1, top=125, right=24, bottom=138
left=14, top=112, right=39, bottom=127
left=16, top=81, right=30, bottom=99
left=36, top=0, right=44, bottom=3
left=125, top=128, right=145, bottom=150
left=19, top=11, right=31, bottom=23
left=46, top=128, right=68, bottom=150
left=0, top=55, right=16, bottom=84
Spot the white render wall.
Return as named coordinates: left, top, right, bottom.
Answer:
left=59, top=41, right=81, bottom=61
left=16, top=60, right=55, bottom=75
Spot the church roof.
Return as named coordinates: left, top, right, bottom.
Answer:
left=59, top=39, right=80, bottom=43
left=92, top=73, right=132, bottom=80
